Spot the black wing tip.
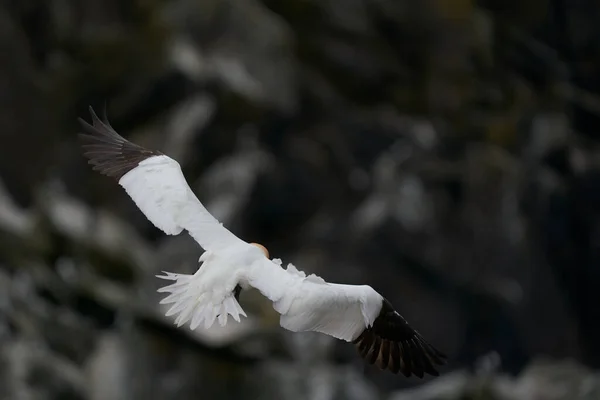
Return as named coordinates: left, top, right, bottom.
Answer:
left=78, top=107, right=123, bottom=146
left=79, top=105, right=118, bottom=132
left=361, top=298, right=448, bottom=378
left=77, top=105, right=162, bottom=180
left=411, top=337, right=447, bottom=378
left=354, top=311, right=448, bottom=378
left=355, top=334, right=446, bottom=378
left=86, top=104, right=107, bottom=122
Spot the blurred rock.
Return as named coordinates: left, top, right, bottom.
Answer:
left=389, top=370, right=470, bottom=400
left=390, top=358, right=600, bottom=400
left=0, top=7, right=60, bottom=207
left=0, top=339, right=86, bottom=400
left=198, top=125, right=274, bottom=223
left=163, top=94, right=217, bottom=163
left=0, top=179, right=35, bottom=239
left=85, top=333, right=130, bottom=400
left=165, top=0, right=298, bottom=114
left=38, top=181, right=154, bottom=280
left=0, top=0, right=600, bottom=398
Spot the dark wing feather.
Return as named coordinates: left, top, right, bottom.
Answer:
left=78, top=106, right=162, bottom=180
left=353, top=298, right=447, bottom=378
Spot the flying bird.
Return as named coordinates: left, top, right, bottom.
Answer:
left=78, top=107, right=447, bottom=378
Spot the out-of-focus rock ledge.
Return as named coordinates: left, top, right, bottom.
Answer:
left=2, top=0, right=600, bottom=398
left=390, top=358, right=600, bottom=400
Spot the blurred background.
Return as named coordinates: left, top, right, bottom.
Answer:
left=1, top=0, right=600, bottom=399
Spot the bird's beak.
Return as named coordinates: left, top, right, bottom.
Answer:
left=250, top=243, right=269, bottom=258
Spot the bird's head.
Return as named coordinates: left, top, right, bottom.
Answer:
left=250, top=242, right=269, bottom=258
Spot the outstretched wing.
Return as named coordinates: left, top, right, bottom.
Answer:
left=78, top=106, right=249, bottom=253
left=245, top=260, right=381, bottom=341
left=353, top=298, right=447, bottom=378
left=245, top=261, right=446, bottom=378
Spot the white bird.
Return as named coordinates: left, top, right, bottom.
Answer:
left=78, top=107, right=447, bottom=377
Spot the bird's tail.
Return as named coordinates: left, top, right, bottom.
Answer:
left=156, top=270, right=247, bottom=330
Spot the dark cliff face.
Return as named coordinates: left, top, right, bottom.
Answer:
left=1, top=0, right=600, bottom=399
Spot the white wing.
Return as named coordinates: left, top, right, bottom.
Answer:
left=244, top=259, right=447, bottom=377
left=244, top=259, right=384, bottom=342
left=79, top=107, right=250, bottom=253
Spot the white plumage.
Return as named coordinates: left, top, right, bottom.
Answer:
left=84, top=125, right=383, bottom=341
left=79, top=106, right=446, bottom=377
left=155, top=248, right=382, bottom=342
left=119, top=155, right=249, bottom=252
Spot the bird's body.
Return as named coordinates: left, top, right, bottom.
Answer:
left=78, top=107, right=447, bottom=377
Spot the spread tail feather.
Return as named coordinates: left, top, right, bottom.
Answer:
left=156, top=271, right=247, bottom=329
